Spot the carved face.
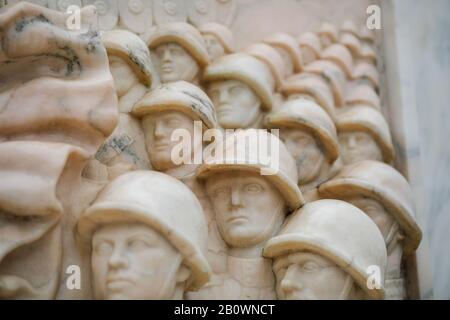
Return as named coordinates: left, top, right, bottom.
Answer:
left=153, top=42, right=200, bottom=83
left=208, top=80, right=262, bottom=129
left=274, top=252, right=350, bottom=300
left=346, top=197, right=395, bottom=240
left=338, top=131, right=383, bottom=164
left=279, top=128, right=325, bottom=185
left=203, top=34, right=225, bottom=62
left=108, top=56, right=138, bottom=98
left=91, top=223, right=186, bottom=300
left=142, top=110, right=198, bottom=172
left=205, top=171, right=286, bottom=248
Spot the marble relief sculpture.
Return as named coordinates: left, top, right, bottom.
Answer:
left=203, top=53, right=275, bottom=129
left=77, top=171, right=211, bottom=300
left=0, top=2, right=118, bottom=299
left=0, top=1, right=424, bottom=302
left=264, top=99, right=340, bottom=193
left=195, top=130, right=304, bottom=299
left=147, top=22, right=210, bottom=85
left=89, top=29, right=158, bottom=181
left=336, top=106, right=395, bottom=165
left=318, top=161, right=422, bottom=299
left=264, top=199, right=387, bottom=300
left=199, top=22, right=235, bottom=62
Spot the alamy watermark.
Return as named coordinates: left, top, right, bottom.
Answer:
left=366, top=5, right=382, bottom=30
left=169, top=122, right=280, bottom=176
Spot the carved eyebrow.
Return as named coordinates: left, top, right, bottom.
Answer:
left=273, top=257, right=292, bottom=272
left=127, top=233, right=159, bottom=242
left=92, top=237, right=114, bottom=245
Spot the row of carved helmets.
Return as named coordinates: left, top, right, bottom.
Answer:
left=100, top=21, right=378, bottom=121
left=76, top=157, right=406, bottom=299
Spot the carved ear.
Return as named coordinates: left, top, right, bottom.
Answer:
left=176, top=264, right=191, bottom=284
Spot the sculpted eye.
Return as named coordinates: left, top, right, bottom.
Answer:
left=129, top=239, right=151, bottom=252
left=302, top=261, right=320, bottom=272
left=364, top=205, right=377, bottom=212
left=94, top=241, right=113, bottom=256
left=296, top=136, right=311, bottom=144
left=213, top=187, right=229, bottom=198
left=166, top=119, right=181, bottom=127
left=209, top=90, right=219, bottom=102
left=155, top=47, right=165, bottom=56
left=230, top=85, right=244, bottom=95
left=245, top=183, right=263, bottom=193
left=171, top=48, right=184, bottom=56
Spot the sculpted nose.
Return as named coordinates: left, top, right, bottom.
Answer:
left=108, top=248, right=128, bottom=270
left=348, top=135, right=357, bottom=148
left=153, top=122, right=165, bottom=139
left=162, top=48, right=172, bottom=62
left=230, top=189, right=242, bottom=207
left=218, top=89, right=228, bottom=104
left=281, top=266, right=301, bottom=292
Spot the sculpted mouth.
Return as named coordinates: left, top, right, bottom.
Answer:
left=106, top=277, right=134, bottom=289
left=346, top=151, right=361, bottom=160
left=226, top=215, right=248, bottom=223
left=154, top=143, right=170, bottom=151
left=217, top=106, right=235, bottom=115
left=161, top=64, right=174, bottom=73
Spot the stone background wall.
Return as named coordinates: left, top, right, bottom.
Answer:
left=381, top=0, right=450, bottom=299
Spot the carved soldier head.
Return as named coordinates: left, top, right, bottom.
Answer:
left=304, top=59, right=347, bottom=107
left=77, top=171, right=211, bottom=300
left=204, top=53, right=275, bottom=129
left=317, top=22, right=339, bottom=48
left=298, top=32, right=322, bottom=65
left=92, top=30, right=159, bottom=179
left=132, top=81, right=217, bottom=173
left=345, top=84, right=381, bottom=111
left=245, top=42, right=286, bottom=92
left=318, top=161, right=422, bottom=256
left=198, top=130, right=304, bottom=249
left=265, top=99, right=339, bottom=191
left=336, top=106, right=395, bottom=165
left=263, top=33, right=304, bottom=78
left=320, top=44, right=354, bottom=79
left=264, top=199, right=387, bottom=300
left=102, top=29, right=157, bottom=101
left=199, top=22, right=235, bottom=62
left=281, top=74, right=336, bottom=120
left=148, top=22, right=210, bottom=84
left=339, top=20, right=363, bottom=59
left=352, top=61, right=380, bottom=91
